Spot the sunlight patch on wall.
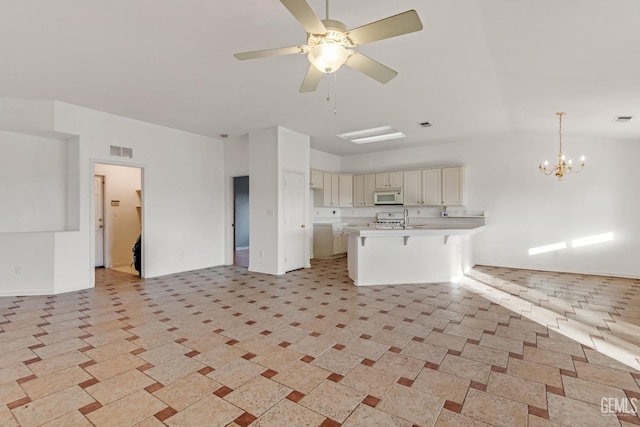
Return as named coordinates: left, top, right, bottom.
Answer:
left=528, top=232, right=613, bottom=256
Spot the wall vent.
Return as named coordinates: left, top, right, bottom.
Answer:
left=613, top=116, right=633, bottom=123
left=109, top=145, right=133, bottom=158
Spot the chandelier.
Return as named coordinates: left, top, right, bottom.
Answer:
left=539, top=112, right=585, bottom=180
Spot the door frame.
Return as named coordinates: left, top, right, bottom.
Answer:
left=90, top=159, right=145, bottom=279
left=225, top=173, right=250, bottom=265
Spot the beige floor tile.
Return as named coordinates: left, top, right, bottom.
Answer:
left=401, top=340, right=448, bottom=364
left=479, top=333, right=523, bottom=354
left=523, top=346, right=575, bottom=371
left=563, top=375, right=629, bottom=407
left=252, top=346, right=303, bottom=371
left=573, top=360, right=640, bottom=391
left=486, top=371, right=547, bottom=408
left=461, top=388, right=527, bottom=427
left=225, top=375, right=292, bottom=416
left=370, top=329, right=413, bottom=348
left=506, top=358, right=563, bottom=388
left=208, top=357, right=265, bottom=389
left=439, top=354, right=492, bottom=384
left=0, top=380, right=26, bottom=405
left=21, top=365, right=92, bottom=400
left=193, top=343, right=246, bottom=369
left=0, top=363, right=33, bottom=385
left=137, top=341, right=190, bottom=365
left=374, top=352, right=424, bottom=379
left=272, top=359, right=331, bottom=394
left=86, top=369, right=156, bottom=405
left=343, top=403, right=412, bottom=427
left=12, top=386, right=95, bottom=427
left=343, top=337, right=389, bottom=360
left=144, top=355, right=204, bottom=385
left=40, top=410, right=93, bottom=427
left=341, top=364, right=398, bottom=398
left=153, top=372, right=219, bottom=410
left=32, top=338, right=88, bottom=359
left=435, top=409, right=493, bottom=427
left=28, top=350, right=90, bottom=377
left=311, top=348, right=363, bottom=375
left=84, top=339, right=140, bottom=363
left=86, top=388, right=167, bottom=427
left=0, top=405, right=18, bottom=427
left=85, top=353, right=146, bottom=381
left=289, top=335, right=336, bottom=356
left=444, top=323, right=484, bottom=341
left=412, top=368, right=470, bottom=403
left=536, top=336, right=586, bottom=357
left=424, top=331, right=468, bottom=352
left=133, top=415, right=167, bottom=427
left=172, top=394, right=244, bottom=426
left=254, top=398, right=325, bottom=427
left=494, top=324, right=537, bottom=344
left=301, top=380, right=367, bottom=422
left=547, top=393, right=620, bottom=427
left=461, top=343, right=509, bottom=368
left=377, top=383, right=444, bottom=426
left=0, top=348, right=36, bottom=370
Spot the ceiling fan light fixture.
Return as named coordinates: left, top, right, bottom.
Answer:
left=308, top=43, right=348, bottom=73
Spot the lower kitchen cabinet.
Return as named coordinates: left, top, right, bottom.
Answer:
left=313, top=224, right=347, bottom=259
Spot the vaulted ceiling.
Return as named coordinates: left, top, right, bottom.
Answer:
left=1, top=0, right=638, bottom=155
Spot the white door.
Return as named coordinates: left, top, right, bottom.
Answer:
left=94, top=175, right=105, bottom=267
left=284, top=170, right=306, bottom=272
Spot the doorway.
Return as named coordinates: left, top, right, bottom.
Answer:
left=233, top=176, right=249, bottom=267
left=93, top=163, right=143, bottom=276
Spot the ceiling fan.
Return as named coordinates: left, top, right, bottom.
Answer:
left=234, top=0, right=423, bottom=92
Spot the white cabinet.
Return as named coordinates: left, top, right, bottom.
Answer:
left=422, top=168, right=442, bottom=206
left=313, top=224, right=347, bottom=258
left=353, top=174, right=376, bottom=207
left=375, top=171, right=403, bottom=189
left=310, top=169, right=323, bottom=189
left=403, top=170, right=422, bottom=206
left=442, top=166, right=464, bottom=206
left=402, top=167, right=462, bottom=206
left=322, top=173, right=340, bottom=207
left=338, top=174, right=353, bottom=207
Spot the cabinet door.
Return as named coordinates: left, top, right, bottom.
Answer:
left=333, top=234, right=343, bottom=254
left=389, top=171, right=403, bottom=188
left=338, top=175, right=353, bottom=207
left=375, top=173, right=389, bottom=189
left=403, top=170, right=422, bottom=206
left=442, top=166, right=464, bottom=206
left=353, top=175, right=364, bottom=206
left=422, top=168, right=442, bottom=206
left=330, top=174, right=340, bottom=207
left=310, top=169, right=324, bottom=189
left=363, top=174, right=376, bottom=206
left=322, top=173, right=333, bottom=206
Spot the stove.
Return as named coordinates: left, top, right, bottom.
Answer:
left=369, top=212, right=406, bottom=229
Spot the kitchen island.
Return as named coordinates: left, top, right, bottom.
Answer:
left=343, top=224, right=487, bottom=286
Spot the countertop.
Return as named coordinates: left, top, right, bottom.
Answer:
left=343, top=224, right=487, bottom=237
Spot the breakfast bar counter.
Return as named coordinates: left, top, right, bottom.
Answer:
left=343, top=224, right=487, bottom=286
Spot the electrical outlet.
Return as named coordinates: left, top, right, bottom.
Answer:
left=14, top=266, right=22, bottom=275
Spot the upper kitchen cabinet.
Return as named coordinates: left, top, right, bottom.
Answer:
left=442, top=166, right=465, bottom=206
left=321, top=173, right=340, bottom=207
left=353, top=174, right=376, bottom=207
left=375, top=171, right=403, bottom=189
left=338, top=174, right=353, bottom=207
left=403, top=166, right=463, bottom=206
left=310, top=169, right=324, bottom=189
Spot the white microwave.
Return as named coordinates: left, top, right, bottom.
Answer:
left=374, top=189, right=403, bottom=205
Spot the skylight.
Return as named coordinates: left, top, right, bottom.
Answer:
left=338, top=125, right=406, bottom=144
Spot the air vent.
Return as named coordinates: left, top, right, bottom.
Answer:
left=613, top=116, right=633, bottom=123
left=109, top=145, right=133, bottom=158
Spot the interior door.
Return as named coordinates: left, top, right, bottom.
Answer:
left=284, top=170, right=306, bottom=272
left=94, top=175, right=105, bottom=267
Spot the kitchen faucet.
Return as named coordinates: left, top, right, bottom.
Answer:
left=403, top=208, right=409, bottom=228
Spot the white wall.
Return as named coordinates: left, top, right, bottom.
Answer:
left=340, top=135, right=640, bottom=278
left=248, top=128, right=279, bottom=274
left=310, top=148, right=341, bottom=172
left=0, top=98, right=226, bottom=296
left=94, top=164, right=141, bottom=267
left=0, top=130, right=68, bottom=232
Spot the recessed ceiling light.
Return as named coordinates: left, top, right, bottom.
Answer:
left=612, top=116, right=633, bottom=123
left=338, top=125, right=406, bottom=144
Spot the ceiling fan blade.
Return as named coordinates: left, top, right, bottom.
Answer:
left=345, top=51, right=398, bottom=84
left=280, top=0, right=326, bottom=35
left=234, top=46, right=304, bottom=60
left=300, top=64, right=323, bottom=92
left=347, top=10, right=423, bottom=46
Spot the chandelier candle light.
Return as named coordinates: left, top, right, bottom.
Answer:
left=539, top=112, right=585, bottom=180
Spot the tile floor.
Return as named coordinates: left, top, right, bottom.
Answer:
left=1, top=259, right=639, bottom=426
